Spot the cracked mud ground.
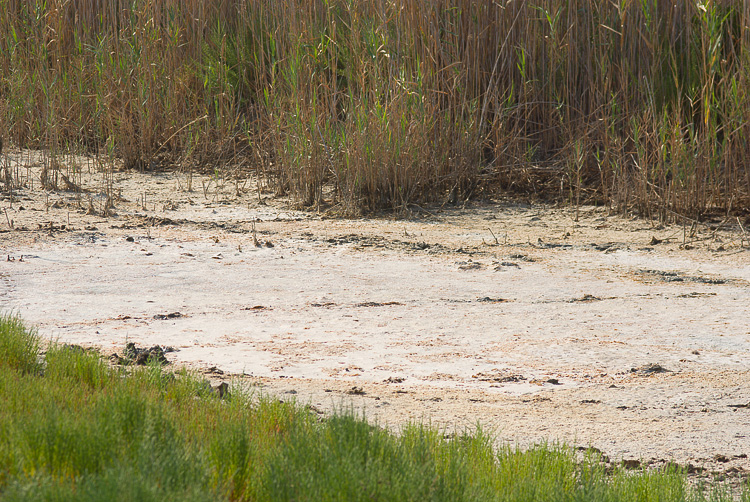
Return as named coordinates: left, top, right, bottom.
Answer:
left=2, top=151, right=750, bottom=481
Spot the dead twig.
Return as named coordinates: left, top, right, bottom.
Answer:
left=738, top=217, right=749, bottom=248
left=488, top=227, right=499, bottom=245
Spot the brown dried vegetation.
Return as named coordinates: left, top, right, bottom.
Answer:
left=1, top=1, right=749, bottom=217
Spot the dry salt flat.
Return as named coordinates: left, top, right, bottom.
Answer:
left=2, top=158, right=750, bottom=479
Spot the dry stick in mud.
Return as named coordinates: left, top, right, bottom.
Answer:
left=738, top=217, right=750, bottom=248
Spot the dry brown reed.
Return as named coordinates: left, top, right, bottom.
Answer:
left=1, top=0, right=749, bottom=218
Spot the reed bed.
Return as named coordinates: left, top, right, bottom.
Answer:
left=1, top=1, right=749, bottom=217
left=0, top=314, right=741, bottom=501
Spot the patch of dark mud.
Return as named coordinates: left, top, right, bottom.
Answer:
left=384, top=376, right=406, bottom=384
left=531, top=239, right=574, bottom=250
left=457, top=260, right=483, bottom=270
left=111, top=216, right=182, bottom=229
left=589, top=242, right=630, bottom=253
left=677, top=292, right=717, bottom=298
left=112, top=215, right=255, bottom=234
left=493, top=261, right=520, bottom=270
left=323, top=233, right=464, bottom=255
left=472, top=369, right=526, bottom=383
left=310, top=302, right=336, bottom=308
left=355, top=301, right=404, bottom=307
left=630, top=363, right=672, bottom=375
left=568, top=294, right=610, bottom=303
left=477, top=297, right=509, bottom=303
left=507, top=253, right=537, bottom=262
left=153, top=311, right=184, bottom=320
left=635, top=269, right=738, bottom=285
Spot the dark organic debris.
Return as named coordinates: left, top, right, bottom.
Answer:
left=472, top=370, right=525, bottom=383
left=630, top=363, right=671, bottom=375
left=645, top=269, right=684, bottom=282
left=637, top=269, right=731, bottom=285
left=649, top=236, right=663, bottom=245
left=678, top=292, right=717, bottom=298
left=457, top=260, right=483, bottom=271
left=507, top=253, right=537, bottom=262
left=347, top=386, right=366, bottom=395
left=200, top=379, right=230, bottom=398
left=569, top=294, right=602, bottom=303
left=114, top=342, right=170, bottom=366
left=692, top=276, right=730, bottom=285
left=728, top=402, right=750, bottom=409
left=520, top=396, right=551, bottom=403
left=622, top=459, right=641, bottom=469
left=493, top=261, right=520, bottom=271
left=153, top=311, right=183, bottom=320
left=477, top=297, right=508, bottom=303
left=591, top=242, right=628, bottom=252
left=581, top=399, right=602, bottom=404
left=211, top=382, right=230, bottom=398
left=534, top=239, right=573, bottom=250
left=686, top=463, right=705, bottom=474
left=324, top=234, right=453, bottom=254
left=384, top=376, right=406, bottom=384
left=356, top=301, right=403, bottom=307
left=242, top=305, right=269, bottom=311
left=310, top=302, right=336, bottom=308
left=546, top=378, right=561, bottom=385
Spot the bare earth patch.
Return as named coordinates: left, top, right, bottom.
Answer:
left=2, top=151, right=750, bottom=481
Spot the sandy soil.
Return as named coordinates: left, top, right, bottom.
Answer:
left=2, top=149, right=750, bottom=480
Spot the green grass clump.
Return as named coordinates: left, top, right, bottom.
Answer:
left=0, top=315, right=743, bottom=501
left=0, top=313, right=41, bottom=374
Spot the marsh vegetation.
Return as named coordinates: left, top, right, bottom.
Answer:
left=1, top=1, right=750, bottom=217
